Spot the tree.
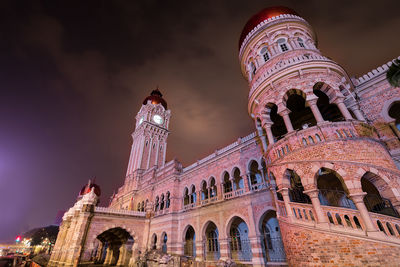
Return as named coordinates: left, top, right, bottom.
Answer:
left=387, top=59, right=400, bottom=88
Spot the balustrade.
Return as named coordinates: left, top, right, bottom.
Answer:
left=321, top=205, right=364, bottom=231
left=370, top=212, right=400, bottom=238
left=94, top=207, right=146, bottom=217
left=267, top=120, right=377, bottom=162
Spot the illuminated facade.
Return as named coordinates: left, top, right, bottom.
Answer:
left=49, top=7, right=400, bottom=267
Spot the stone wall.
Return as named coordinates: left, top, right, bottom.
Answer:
left=279, top=220, right=400, bottom=266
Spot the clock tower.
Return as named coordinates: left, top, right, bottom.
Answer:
left=126, top=88, right=171, bottom=177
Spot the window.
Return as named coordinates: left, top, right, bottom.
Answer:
left=315, top=134, right=321, bottom=142
left=250, top=62, right=256, bottom=75
left=260, top=47, right=270, bottom=62
left=277, top=38, right=289, bottom=52
left=308, top=136, right=314, bottom=144
left=298, top=37, right=305, bottom=48
left=302, top=138, right=307, bottom=146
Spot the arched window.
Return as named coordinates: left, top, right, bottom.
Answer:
left=205, top=222, right=220, bottom=260
left=190, top=185, right=196, bottom=204
left=249, top=62, right=256, bottom=75
left=229, top=217, right=252, bottom=262
left=166, top=192, right=170, bottom=209
left=155, top=196, right=160, bottom=211
left=137, top=202, right=141, bottom=211
left=297, top=37, right=305, bottom=48
left=277, top=38, right=289, bottom=52
left=315, top=134, right=321, bottom=142
left=141, top=201, right=145, bottom=212
left=223, top=172, right=232, bottom=193
left=184, top=226, right=196, bottom=257
left=260, top=46, right=270, bottom=62
left=183, top=188, right=190, bottom=206
left=209, top=177, right=217, bottom=198
left=160, top=194, right=165, bottom=210
left=201, top=180, right=208, bottom=200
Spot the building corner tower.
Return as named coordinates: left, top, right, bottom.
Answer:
left=239, top=6, right=400, bottom=266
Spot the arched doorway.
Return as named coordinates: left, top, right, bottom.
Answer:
left=313, top=83, right=344, bottom=122
left=259, top=211, right=286, bottom=263
left=151, top=234, right=157, bottom=250
left=184, top=226, right=196, bottom=257
left=232, top=168, right=244, bottom=190
left=95, top=227, right=134, bottom=266
left=316, top=168, right=355, bottom=209
left=204, top=222, right=220, bottom=261
left=228, top=217, right=252, bottom=262
left=285, top=89, right=317, bottom=130
left=362, top=172, right=399, bottom=217
left=285, top=169, right=311, bottom=203
left=161, top=232, right=167, bottom=253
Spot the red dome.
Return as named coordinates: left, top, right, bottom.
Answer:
left=239, top=6, right=299, bottom=49
left=143, top=88, right=168, bottom=109
left=79, top=181, right=101, bottom=197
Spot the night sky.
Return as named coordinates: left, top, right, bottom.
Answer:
left=1, top=0, right=399, bottom=242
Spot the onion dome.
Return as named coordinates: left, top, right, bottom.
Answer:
left=79, top=179, right=101, bottom=197
left=239, top=6, right=299, bottom=49
left=143, top=88, right=168, bottom=109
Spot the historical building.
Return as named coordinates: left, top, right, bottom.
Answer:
left=49, top=6, right=400, bottom=267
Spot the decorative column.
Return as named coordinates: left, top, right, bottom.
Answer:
left=335, top=99, right=353, bottom=120
left=308, top=98, right=325, bottom=124
left=279, top=109, right=294, bottom=133
left=243, top=174, right=251, bottom=192
left=218, top=238, right=229, bottom=261
left=348, top=192, right=380, bottom=236
left=303, top=188, right=328, bottom=226
left=350, top=106, right=366, bottom=121
left=248, top=236, right=265, bottom=266
left=195, top=240, right=204, bottom=262
left=277, top=188, right=294, bottom=221
left=264, top=122, right=275, bottom=145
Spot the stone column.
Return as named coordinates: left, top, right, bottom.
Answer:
left=279, top=109, right=294, bottom=133
left=195, top=240, right=204, bottom=262
left=336, top=99, right=353, bottom=120
left=308, top=98, right=325, bottom=124
left=277, top=188, right=294, bottom=220
left=249, top=236, right=265, bottom=266
left=219, top=183, right=225, bottom=200
left=104, top=247, right=113, bottom=265
left=264, top=122, right=275, bottom=145
left=243, top=174, right=251, bottom=192
left=303, top=188, right=328, bottom=226
left=116, top=245, right=126, bottom=266
left=350, top=106, right=366, bottom=121
left=349, top=192, right=380, bottom=236
left=218, top=238, right=229, bottom=261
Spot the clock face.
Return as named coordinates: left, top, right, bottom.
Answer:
left=138, top=117, right=144, bottom=125
left=153, top=114, right=163, bottom=125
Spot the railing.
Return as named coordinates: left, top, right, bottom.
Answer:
left=249, top=53, right=334, bottom=96
left=321, top=205, right=364, bottom=230
left=154, top=208, right=169, bottom=216
left=290, top=202, right=315, bottom=223
left=370, top=212, right=400, bottom=238
left=94, top=207, right=146, bottom=217
left=267, top=120, right=378, bottom=162
left=318, top=189, right=355, bottom=209
left=228, top=237, right=252, bottom=262
left=203, top=239, right=220, bottom=261
left=277, top=201, right=287, bottom=217
left=289, top=188, right=311, bottom=204
left=183, top=203, right=196, bottom=211
left=251, top=182, right=269, bottom=191
left=201, top=196, right=218, bottom=206
left=364, top=194, right=399, bottom=218
left=224, top=188, right=245, bottom=200
left=183, top=241, right=195, bottom=257
left=261, top=236, right=287, bottom=263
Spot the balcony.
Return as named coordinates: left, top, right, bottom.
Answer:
left=267, top=120, right=378, bottom=162
left=278, top=200, right=400, bottom=242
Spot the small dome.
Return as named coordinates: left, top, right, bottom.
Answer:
left=239, top=6, right=299, bottom=49
left=79, top=180, right=101, bottom=197
left=143, top=88, right=168, bottom=109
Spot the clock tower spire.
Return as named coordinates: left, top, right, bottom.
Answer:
left=126, top=88, right=171, bottom=177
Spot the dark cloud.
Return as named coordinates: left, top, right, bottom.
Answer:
left=0, top=0, right=399, bottom=241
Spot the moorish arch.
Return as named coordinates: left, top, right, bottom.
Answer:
left=201, top=220, right=221, bottom=261
left=226, top=215, right=252, bottom=262
left=93, top=227, right=135, bottom=266
left=183, top=224, right=196, bottom=257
